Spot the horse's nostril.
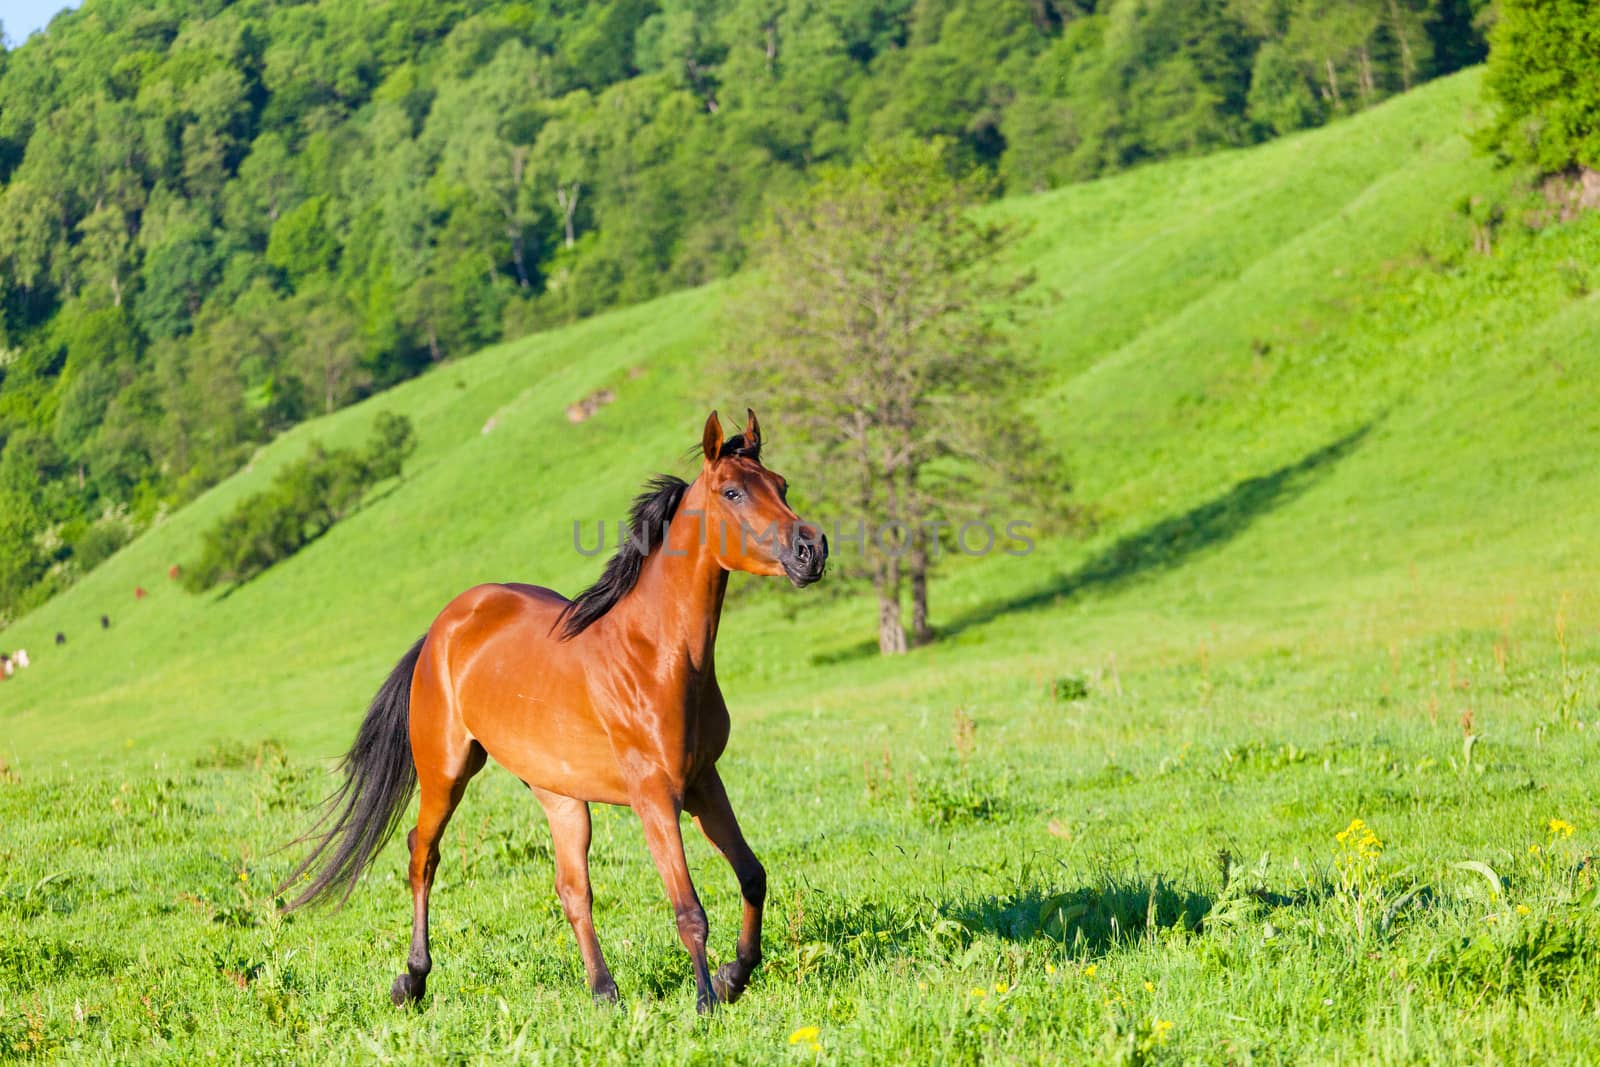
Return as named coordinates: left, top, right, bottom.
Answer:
left=795, top=541, right=812, bottom=562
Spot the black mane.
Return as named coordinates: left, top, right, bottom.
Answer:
left=718, top=431, right=760, bottom=462
left=557, top=474, right=689, bottom=638
left=555, top=428, right=762, bottom=640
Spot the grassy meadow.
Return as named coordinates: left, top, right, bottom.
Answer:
left=5, top=69, right=1600, bottom=1062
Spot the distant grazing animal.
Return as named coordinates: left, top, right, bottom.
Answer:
left=55, top=632, right=66, bottom=646
left=0, top=654, right=10, bottom=679
left=14, top=650, right=27, bottom=669
left=283, top=410, right=827, bottom=1015
left=101, top=615, right=110, bottom=629
left=135, top=586, right=146, bottom=600
left=169, top=564, right=181, bottom=580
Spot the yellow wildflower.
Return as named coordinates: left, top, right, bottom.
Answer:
left=1152, top=1018, right=1174, bottom=1042
left=1083, top=964, right=1098, bottom=978
left=1550, top=818, right=1576, bottom=838
left=1045, top=962, right=1056, bottom=976
left=787, top=1026, right=821, bottom=1052
left=993, top=982, right=1009, bottom=995
left=1144, top=981, right=1155, bottom=992
left=1336, top=818, right=1382, bottom=856
left=968, top=987, right=987, bottom=998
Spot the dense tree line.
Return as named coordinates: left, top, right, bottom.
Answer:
left=0, top=0, right=1489, bottom=622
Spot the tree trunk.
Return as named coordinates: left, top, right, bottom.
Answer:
left=557, top=183, right=580, bottom=249
left=509, top=229, right=530, bottom=288
left=875, top=560, right=907, bottom=655
left=1386, top=0, right=1415, bottom=90
left=910, top=534, right=932, bottom=646
left=878, top=592, right=907, bottom=654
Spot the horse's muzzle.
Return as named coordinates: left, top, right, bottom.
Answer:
left=784, top=529, right=827, bottom=588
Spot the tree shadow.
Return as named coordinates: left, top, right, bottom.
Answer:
left=938, top=421, right=1374, bottom=640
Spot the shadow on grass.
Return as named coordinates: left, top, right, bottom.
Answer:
left=941, top=421, right=1374, bottom=640
left=954, top=880, right=1213, bottom=949
left=628, top=866, right=1351, bottom=1001
left=810, top=423, right=1372, bottom=666
left=732, top=871, right=1326, bottom=996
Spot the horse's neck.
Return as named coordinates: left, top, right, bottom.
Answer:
left=620, top=503, right=728, bottom=668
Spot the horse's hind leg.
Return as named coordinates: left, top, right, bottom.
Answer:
left=392, top=741, right=486, bottom=1007
left=532, top=788, right=618, bottom=1003
left=686, top=769, right=767, bottom=1005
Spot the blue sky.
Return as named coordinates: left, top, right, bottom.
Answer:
left=3, top=0, right=79, bottom=45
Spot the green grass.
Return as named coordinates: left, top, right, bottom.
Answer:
left=6, top=69, right=1600, bottom=1062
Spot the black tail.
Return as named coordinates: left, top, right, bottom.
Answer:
left=280, top=636, right=426, bottom=910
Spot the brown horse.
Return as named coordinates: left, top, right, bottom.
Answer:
left=282, top=410, right=826, bottom=1014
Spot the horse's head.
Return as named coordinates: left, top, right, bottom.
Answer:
left=697, top=409, right=826, bottom=587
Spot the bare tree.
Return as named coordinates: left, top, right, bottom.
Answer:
left=728, top=139, right=1064, bottom=654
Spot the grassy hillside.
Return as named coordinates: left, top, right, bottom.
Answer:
left=5, top=70, right=1600, bottom=1062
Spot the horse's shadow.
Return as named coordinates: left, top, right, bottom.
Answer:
left=609, top=861, right=1350, bottom=1003
left=709, top=866, right=1328, bottom=997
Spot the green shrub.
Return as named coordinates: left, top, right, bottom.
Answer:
left=182, top=414, right=415, bottom=592
left=72, top=520, right=132, bottom=571
left=1480, top=0, right=1600, bottom=174
left=1053, top=674, right=1091, bottom=702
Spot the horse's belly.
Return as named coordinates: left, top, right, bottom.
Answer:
left=460, top=685, right=630, bottom=805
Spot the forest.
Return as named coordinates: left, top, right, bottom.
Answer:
left=0, top=0, right=1492, bottom=621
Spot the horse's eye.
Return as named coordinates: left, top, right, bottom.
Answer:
left=722, top=487, right=742, bottom=502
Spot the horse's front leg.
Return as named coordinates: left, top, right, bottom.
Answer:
left=686, top=768, right=766, bottom=1004
left=632, top=778, right=718, bottom=1013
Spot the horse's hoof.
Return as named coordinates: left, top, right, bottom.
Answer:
left=592, top=982, right=620, bottom=1006
left=391, top=972, right=425, bottom=1007
left=711, top=963, right=745, bottom=1005
left=695, top=988, right=720, bottom=1015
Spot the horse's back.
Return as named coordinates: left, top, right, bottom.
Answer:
left=501, top=581, right=571, bottom=609
left=428, top=582, right=569, bottom=634
left=418, top=583, right=628, bottom=803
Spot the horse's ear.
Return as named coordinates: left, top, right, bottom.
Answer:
left=744, top=408, right=761, bottom=452
left=702, top=410, right=724, bottom=462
